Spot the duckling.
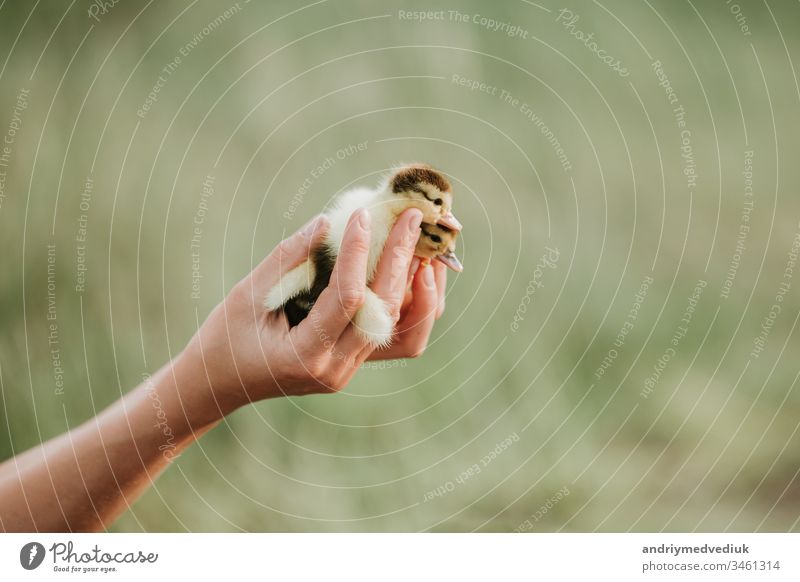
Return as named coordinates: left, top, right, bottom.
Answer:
left=264, top=163, right=463, bottom=347
left=417, top=222, right=463, bottom=272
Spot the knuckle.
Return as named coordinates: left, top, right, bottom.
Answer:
left=407, top=344, right=426, bottom=359
left=228, top=280, right=251, bottom=304
left=345, top=235, right=371, bottom=256
left=275, top=238, right=295, bottom=261
left=318, top=368, right=344, bottom=391
left=303, top=357, right=327, bottom=379
left=338, top=287, right=366, bottom=311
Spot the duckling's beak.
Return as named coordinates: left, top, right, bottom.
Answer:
left=437, top=211, right=462, bottom=232
left=435, top=249, right=463, bottom=272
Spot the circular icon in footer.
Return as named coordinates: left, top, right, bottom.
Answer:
left=20, top=542, right=46, bottom=570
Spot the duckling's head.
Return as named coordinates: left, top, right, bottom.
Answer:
left=416, top=223, right=463, bottom=272
left=389, top=163, right=462, bottom=231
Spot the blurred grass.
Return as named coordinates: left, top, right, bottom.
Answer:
left=1, top=0, right=800, bottom=531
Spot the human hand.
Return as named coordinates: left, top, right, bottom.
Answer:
left=174, top=207, right=445, bottom=425
left=366, top=258, right=447, bottom=361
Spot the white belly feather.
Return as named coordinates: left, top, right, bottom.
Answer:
left=323, top=186, right=398, bottom=281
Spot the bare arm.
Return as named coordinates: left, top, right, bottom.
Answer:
left=0, top=363, right=215, bottom=532
left=0, top=208, right=445, bottom=532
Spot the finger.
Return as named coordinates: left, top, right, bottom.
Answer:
left=294, top=208, right=371, bottom=349
left=333, top=209, right=422, bottom=356
left=398, top=257, right=420, bottom=314
left=250, top=214, right=328, bottom=295
left=407, top=263, right=439, bottom=331
left=370, top=208, right=423, bottom=319
left=407, top=256, right=421, bottom=288
left=432, top=260, right=447, bottom=319
left=368, top=262, right=438, bottom=360
left=400, top=287, right=414, bottom=314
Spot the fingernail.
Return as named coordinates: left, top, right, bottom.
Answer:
left=407, top=257, right=420, bottom=285
left=357, top=208, right=371, bottom=231
left=422, top=263, right=435, bottom=288
left=408, top=209, right=423, bottom=233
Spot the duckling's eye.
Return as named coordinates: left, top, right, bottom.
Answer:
left=430, top=234, right=442, bottom=243
left=434, top=198, right=443, bottom=206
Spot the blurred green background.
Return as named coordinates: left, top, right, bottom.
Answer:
left=1, top=0, right=799, bottom=531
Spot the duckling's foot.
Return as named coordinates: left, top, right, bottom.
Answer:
left=353, top=288, right=394, bottom=348
left=264, top=260, right=315, bottom=311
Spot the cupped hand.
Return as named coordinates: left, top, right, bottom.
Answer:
left=366, top=258, right=447, bottom=361
left=174, top=207, right=447, bottom=423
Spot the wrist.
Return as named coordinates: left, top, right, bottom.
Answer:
left=148, top=355, right=225, bottom=439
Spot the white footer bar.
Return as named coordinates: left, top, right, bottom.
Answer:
left=1, top=533, right=796, bottom=581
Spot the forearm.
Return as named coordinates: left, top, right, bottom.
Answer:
left=0, top=359, right=220, bottom=532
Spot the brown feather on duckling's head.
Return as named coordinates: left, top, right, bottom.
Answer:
left=389, top=163, right=462, bottom=232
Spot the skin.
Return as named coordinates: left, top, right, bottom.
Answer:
left=0, top=208, right=446, bottom=532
